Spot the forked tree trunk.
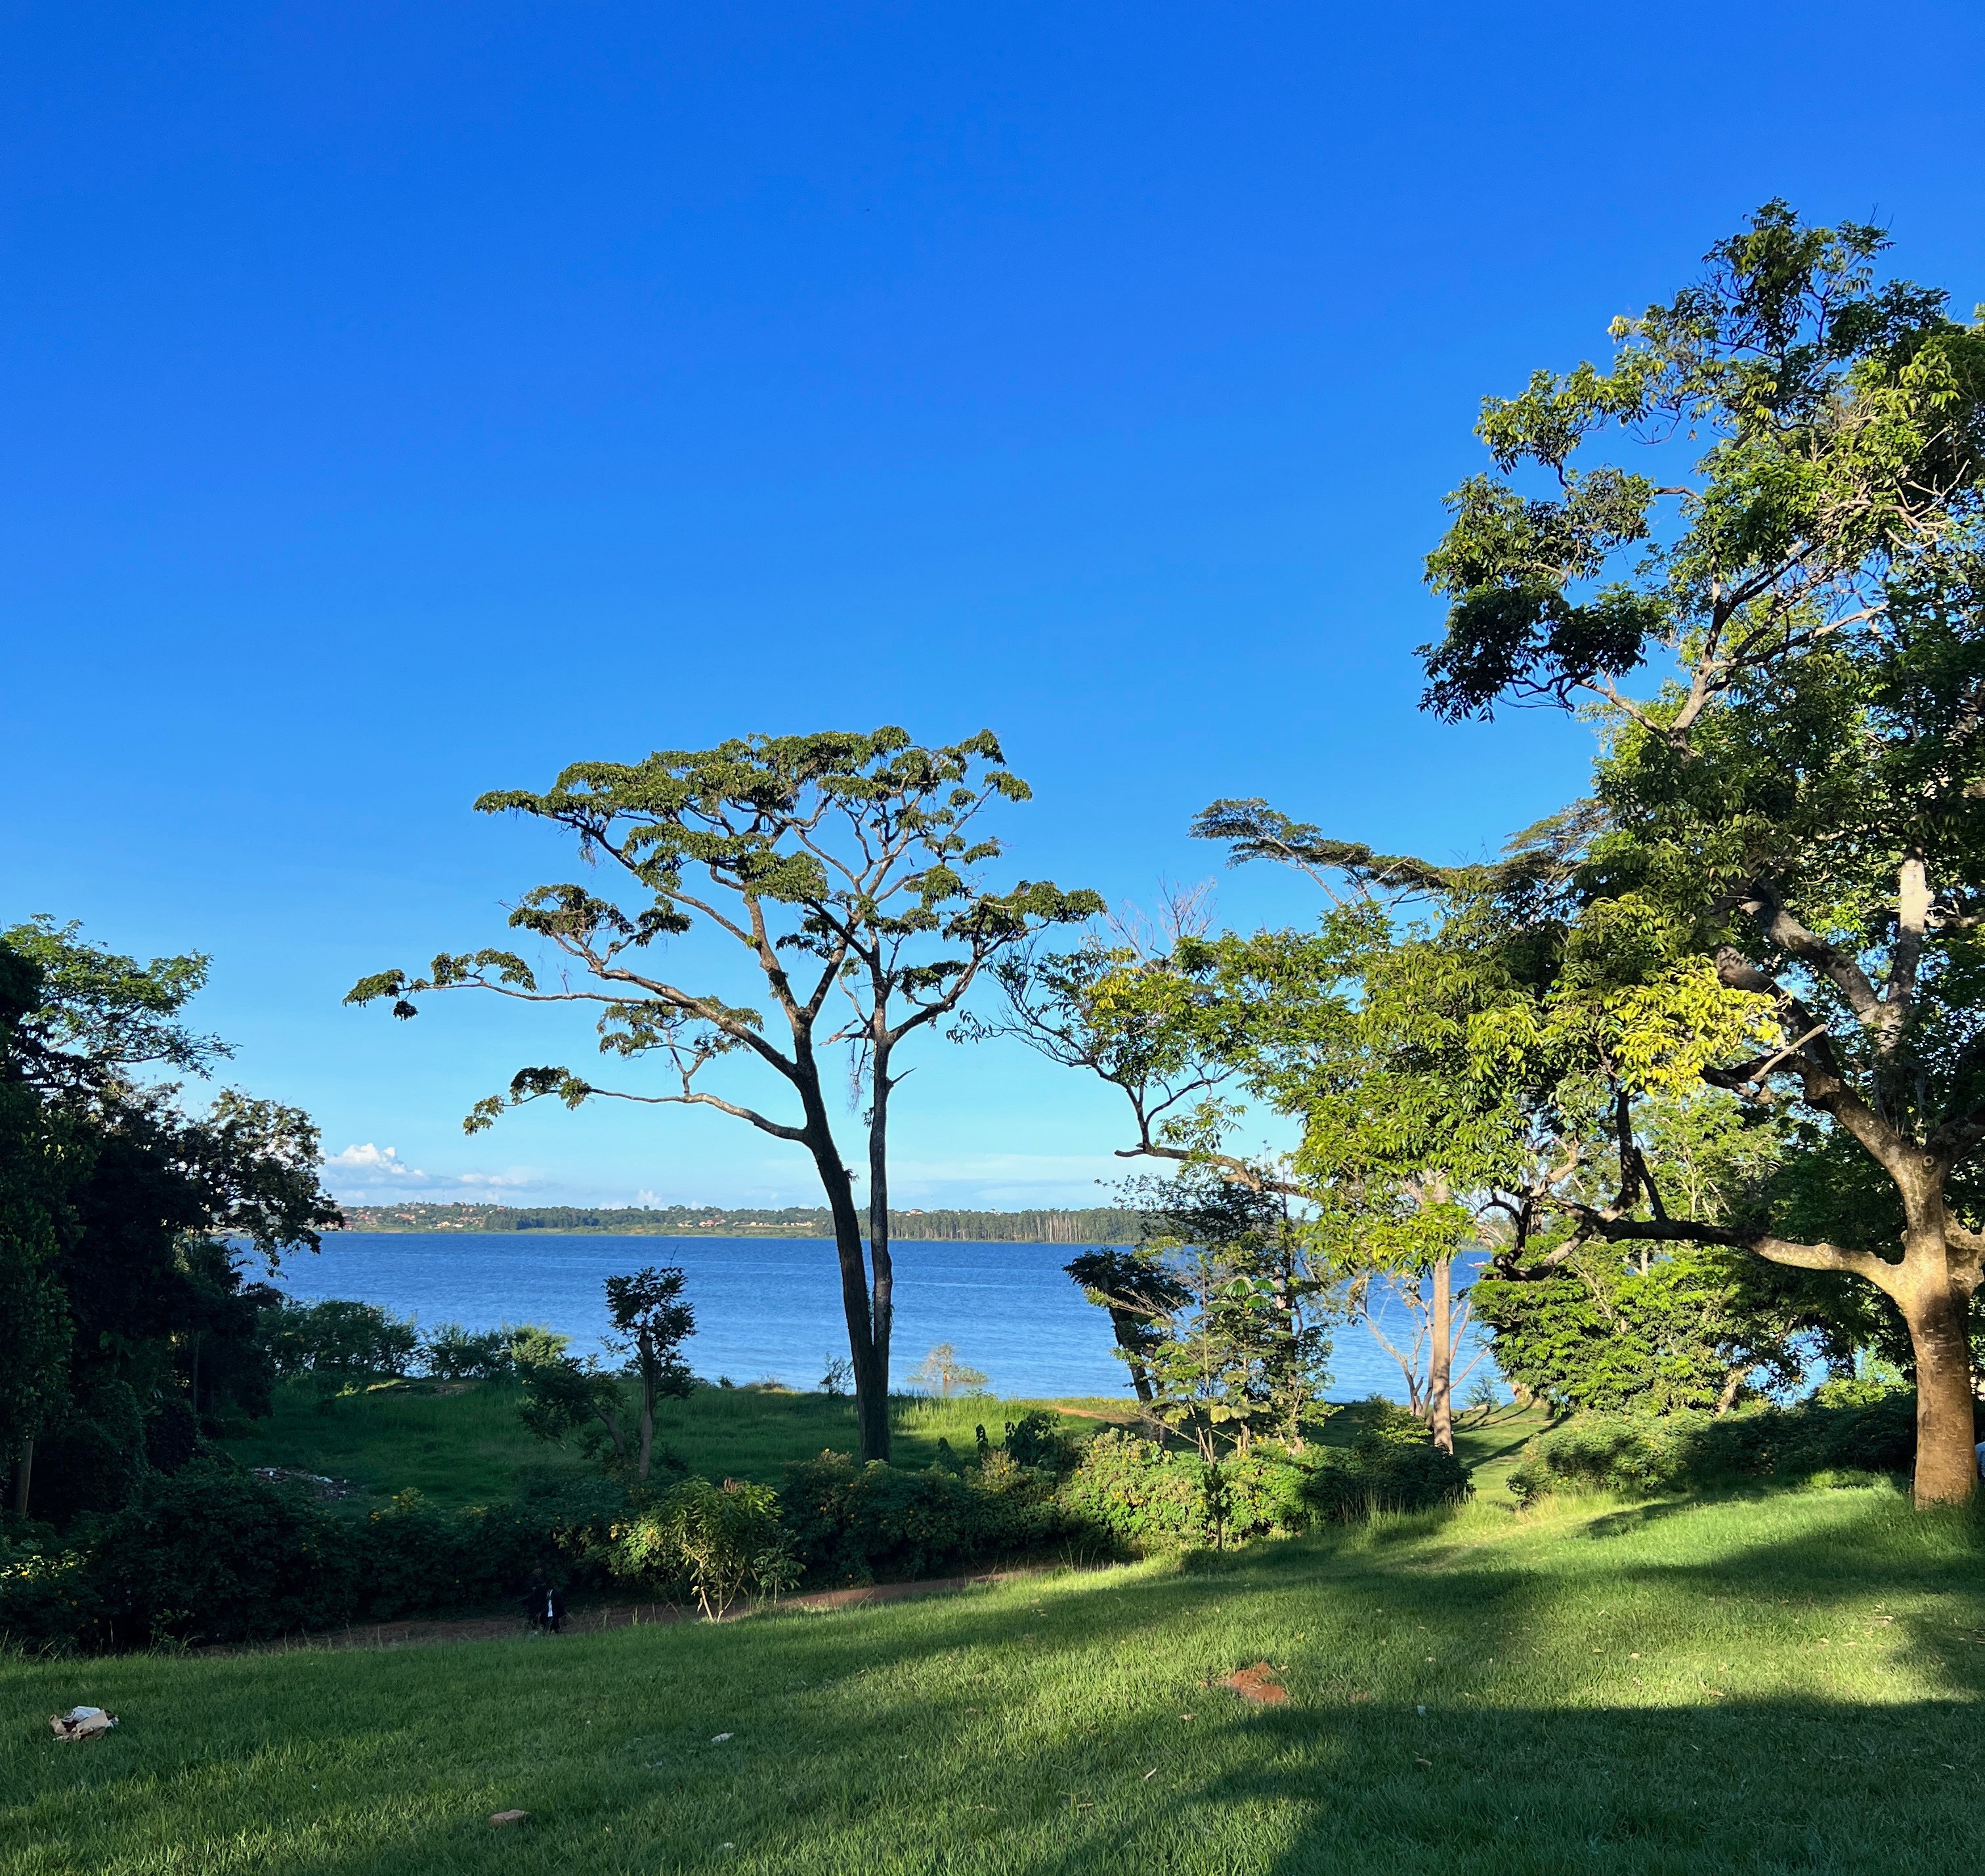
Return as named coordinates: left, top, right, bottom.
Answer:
left=1428, top=1255, right=1455, bottom=1457
left=795, top=1046, right=893, bottom=1463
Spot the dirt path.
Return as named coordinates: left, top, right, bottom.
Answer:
left=237, top=1566, right=1061, bottom=1655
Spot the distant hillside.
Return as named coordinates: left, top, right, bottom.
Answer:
left=332, top=1201, right=1143, bottom=1244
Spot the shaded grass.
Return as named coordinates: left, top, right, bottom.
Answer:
left=7, top=1480, right=1982, bottom=1872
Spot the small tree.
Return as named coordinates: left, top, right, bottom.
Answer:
left=905, top=1342, right=989, bottom=1398
left=348, top=729, right=1098, bottom=1462
left=1063, top=1248, right=1190, bottom=1402
left=516, top=1269, right=694, bottom=1481
left=1128, top=1173, right=1332, bottom=1459
left=605, top=1266, right=696, bottom=1479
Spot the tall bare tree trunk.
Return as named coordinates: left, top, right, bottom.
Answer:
left=866, top=1035, right=896, bottom=1457
left=795, top=1048, right=891, bottom=1463
left=1428, top=1255, right=1455, bottom=1456
left=12, top=1436, right=31, bottom=1518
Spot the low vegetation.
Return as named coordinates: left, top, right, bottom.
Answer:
left=7, top=1473, right=1984, bottom=1873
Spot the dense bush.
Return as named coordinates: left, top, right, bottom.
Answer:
left=1300, top=1439, right=1474, bottom=1522
left=30, top=1378, right=150, bottom=1526
left=780, top=1448, right=1071, bottom=1583
left=0, top=1460, right=626, bottom=1651
left=1057, top=1430, right=1315, bottom=1550
left=260, top=1298, right=419, bottom=1377
left=612, top=1477, right=796, bottom=1617
left=1506, top=1392, right=1920, bottom=1505
left=995, top=1409, right=1082, bottom=1474
left=420, top=1323, right=524, bottom=1381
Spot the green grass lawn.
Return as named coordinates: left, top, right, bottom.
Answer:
left=8, top=1478, right=1983, bottom=1873
left=222, top=1376, right=1541, bottom=1513
left=219, top=1380, right=1151, bottom=1508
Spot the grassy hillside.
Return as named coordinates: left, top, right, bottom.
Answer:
left=223, top=1378, right=1546, bottom=1512
left=7, top=1480, right=1982, bottom=1873
left=219, top=1382, right=1157, bottom=1508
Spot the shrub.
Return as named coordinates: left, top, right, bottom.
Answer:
left=0, top=1460, right=631, bottom=1652
left=1506, top=1393, right=1920, bottom=1506
left=421, top=1323, right=524, bottom=1381
left=614, top=1477, right=796, bottom=1617
left=77, top=1461, right=356, bottom=1646
left=261, top=1298, right=419, bottom=1377
left=32, top=1379, right=150, bottom=1526
left=1057, top=1430, right=1208, bottom=1551
left=1302, top=1441, right=1474, bottom=1522
left=779, top=1448, right=1072, bottom=1583
left=143, top=1396, right=200, bottom=1474
left=1296, top=1410, right=1474, bottom=1523
left=1056, top=1431, right=1311, bottom=1552
left=1000, top=1410, right=1080, bottom=1475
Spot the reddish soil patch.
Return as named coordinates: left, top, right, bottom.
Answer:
left=1219, top=1662, right=1289, bottom=1705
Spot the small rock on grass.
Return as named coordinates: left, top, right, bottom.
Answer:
left=489, top=1810, right=529, bottom=1826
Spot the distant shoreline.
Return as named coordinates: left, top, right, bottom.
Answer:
left=331, top=1202, right=1142, bottom=1245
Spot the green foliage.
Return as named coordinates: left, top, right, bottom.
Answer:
left=0, top=918, right=339, bottom=1522
left=260, top=1298, right=420, bottom=1376
left=1294, top=1404, right=1476, bottom=1522
left=1470, top=1243, right=1818, bottom=1416
left=1506, top=1394, right=1922, bottom=1505
left=419, top=1321, right=528, bottom=1380
left=1055, top=1429, right=1315, bottom=1552
left=777, top=1448, right=1072, bottom=1583
left=612, top=1476, right=796, bottom=1617
left=1124, top=1173, right=1333, bottom=1457
left=998, top=1409, right=1080, bottom=1474
left=0, top=1460, right=629, bottom=1651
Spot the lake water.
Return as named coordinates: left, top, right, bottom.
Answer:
left=272, top=1233, right=1501, bottom=1405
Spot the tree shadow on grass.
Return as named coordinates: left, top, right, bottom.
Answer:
left=17, top=1491, right=1985, bottom=1876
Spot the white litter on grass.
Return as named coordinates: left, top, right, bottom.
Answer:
left=51, top=1707, right=117, bottom=1742
left=711, top=1732, right=733, bottom=1743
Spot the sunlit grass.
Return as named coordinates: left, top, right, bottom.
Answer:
left=221, top=1380, right=1145, bottom=1508
left=9, top=1476, right=1981, bottom=1873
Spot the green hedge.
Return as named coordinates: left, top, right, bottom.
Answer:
left=1, top=1462, right=625, bottom=1650
left=1506, top=1392, right=1918, bottom=1505
left=4, top=1411, right=1480, bottom=1652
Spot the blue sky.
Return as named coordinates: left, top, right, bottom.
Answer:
left=5, top=2, right=1982, bottom=1211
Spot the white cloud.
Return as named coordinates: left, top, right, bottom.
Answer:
left=324, top=1142, right=425, bottom=1179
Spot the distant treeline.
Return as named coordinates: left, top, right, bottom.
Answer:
left=334, top=1201, right=1142, bottom=1244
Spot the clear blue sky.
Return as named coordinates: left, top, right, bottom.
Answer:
left=5, top=3, right=1982, bottom=1211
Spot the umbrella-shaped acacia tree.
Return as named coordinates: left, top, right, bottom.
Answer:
left=348, top=728, right=1099, bottom=1462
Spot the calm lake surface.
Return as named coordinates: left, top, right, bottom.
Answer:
left=274, top=1233, right=1499, bottom=1404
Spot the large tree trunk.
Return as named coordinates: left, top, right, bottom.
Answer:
left=12, top=1436, right=31, bottom=1518
left=792, top=1044, right=891, bottom=1462
left=1901, top=1271, right=1976, bottom=1508
left=1428, top=1255, right=1455, bottom=1457
left=866, top=1040, right=896, bottom=1456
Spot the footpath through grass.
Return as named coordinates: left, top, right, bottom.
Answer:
left=9, top=1478, right=1984, bottom=1873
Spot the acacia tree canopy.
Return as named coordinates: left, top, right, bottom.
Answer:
left=347, top=727, right=1099, bottom=1463
left=1405, top=202, right=1985, bottom=1504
